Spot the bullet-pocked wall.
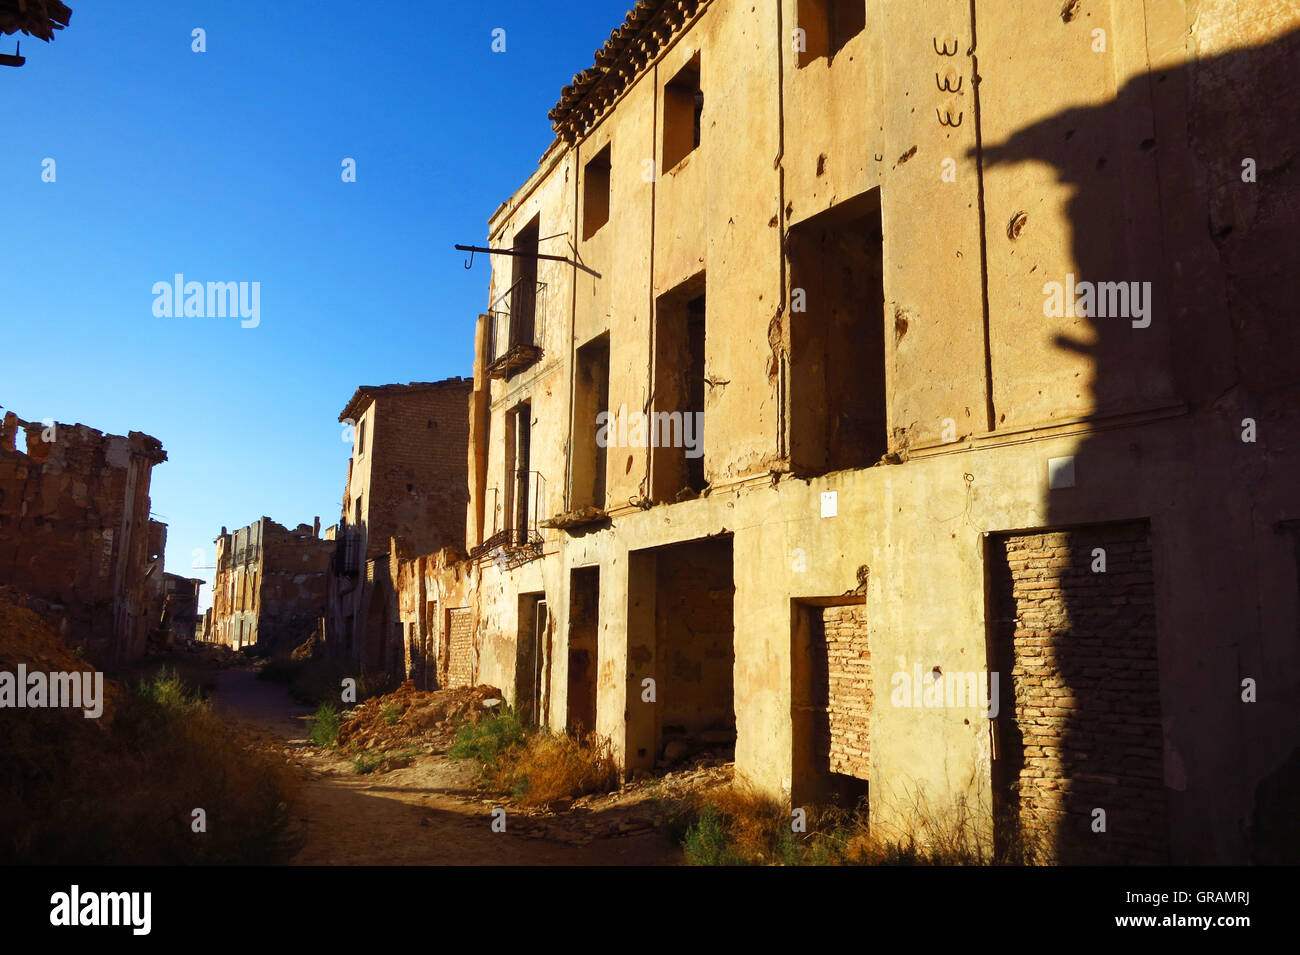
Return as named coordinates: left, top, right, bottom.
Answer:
left=433, top=0, right=1300, bottom=864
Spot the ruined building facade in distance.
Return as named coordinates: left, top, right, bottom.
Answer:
left=206, top=517, right=333, bottom=653
left=375, top=0, right=1300, bottom=865
left=0, top=409, right=168, bottom=662
left=324, top=379, right=472, bottom=677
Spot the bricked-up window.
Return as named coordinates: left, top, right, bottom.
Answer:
left=787, top=190, right=886, bottom=475
left=582, top=144, right=611, bottom=240
left=663, top=54, right=702, bottom=171
left=796, top=0, right=866, bottom=67
left=988, top=521, right=1166, bottom=864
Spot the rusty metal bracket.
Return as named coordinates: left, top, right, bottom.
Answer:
left=454, top=244, right=601, bottom=279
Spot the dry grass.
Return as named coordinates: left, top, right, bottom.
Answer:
left=493, top=730, right=620, bottom=807
left=679, top=780, right=1045, bottom=865
left=0, top=602, right=300, bottom=864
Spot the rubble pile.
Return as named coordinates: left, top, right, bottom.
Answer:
left=337, top=681, right=504, bottom=752
left=0, top=597, right=121, bottom=722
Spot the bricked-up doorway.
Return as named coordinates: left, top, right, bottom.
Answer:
left=987, top=520, right=1167, bottom=864
left=445, top=607, right=474, bottom=689
left=626, top=536, right=735, bottom=769
left=792, top=597, right=870, bottom=808
left=568, top=567, right=599, bottom=735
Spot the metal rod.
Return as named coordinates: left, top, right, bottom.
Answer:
left=454, top=244, right=601, bottom=279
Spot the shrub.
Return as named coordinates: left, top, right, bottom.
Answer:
left=683, top=805, right=749, bottom=866
left=308, top=703, right=341, bottom=748
left=447, top=708, right=526, bottom=770
left=381, top=703, right=401, bottom=726
left=494, top=731, right=620, bottom=807
left=353, top=753, right=383, bottom=775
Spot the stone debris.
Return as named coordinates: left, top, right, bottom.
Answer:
left=336, top=681, right=504, bottom=753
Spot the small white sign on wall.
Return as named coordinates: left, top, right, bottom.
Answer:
left=820, top=490, right=838, bottom=518
left=1048, top=455, right=1076, bottom=489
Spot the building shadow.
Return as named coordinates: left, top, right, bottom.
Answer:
left=976, top=25, right=1300, bottom=864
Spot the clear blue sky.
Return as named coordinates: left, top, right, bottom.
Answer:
left=2, top=0, right=629, bottom=611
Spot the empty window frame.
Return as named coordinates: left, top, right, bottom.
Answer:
left=663, top=54, right=702, bottom=171
left=786, top=190, right=886, bottom=475
left=571, top=333, right=610, bottom=510
left=651, top=274, right=707, bottom=500
left=797, top=0, right=866, bottom=67
left=583, top=144, right=612, bottom=240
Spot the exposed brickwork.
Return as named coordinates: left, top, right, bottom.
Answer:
left=342, top=380, right=472, bottom=560
left=210, top=517, right=332, bottom=652
left=329, top=379, right=472, bottom=672
left=0, top=411, right=166, bottom=662
left=991, top=521, right=1166, bottom=864
left=811, top=603, right=870, bottom=780
left=446, top=607, right=474, bottom=688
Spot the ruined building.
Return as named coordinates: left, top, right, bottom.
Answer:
left=360, top=0, right=1300, bottom=865
left=0, top=409, right=167, bottom=661
left=160, top=572, right=204, bottom=643
left=325, top=379, right=472, bottom=675
left=208, top=517, right=332, bottom=652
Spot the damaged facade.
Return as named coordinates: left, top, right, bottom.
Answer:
left=161, top=572, right=204, bottom=643
left=0, top=409, right=167, bottom=661
left=342, top=0, right=1300, bottom=865
left=208, top=517, right=332, bottom=652
left=324, top=379, right=472, bottom=676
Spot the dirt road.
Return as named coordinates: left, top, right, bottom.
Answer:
left=211, top=668, right=680, bottom=865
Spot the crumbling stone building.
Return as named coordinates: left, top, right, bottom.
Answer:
left=324, top=379, right=472, bottom=674
left=161, top=572, right=204, bottom=643
left=0, top=409, right=167, bottom=662
left=208, top=517, right=332, bottom=652
left=380, top=0, right=1300, bottom=865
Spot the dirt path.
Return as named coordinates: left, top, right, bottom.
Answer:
left=211, top=669, right=680, bottom=865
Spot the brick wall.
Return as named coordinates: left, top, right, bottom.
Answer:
left=0, top=413, right=165, bottom=661
left=991, top=521, right=1166, bottom=864
left=366, top=382, right=471, bottom=557
left=811, top=603, right=870, bottom=780
left=446, top=607, right=474, bottom=688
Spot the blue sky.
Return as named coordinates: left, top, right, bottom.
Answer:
left=2, top=0, right=630, bottom=610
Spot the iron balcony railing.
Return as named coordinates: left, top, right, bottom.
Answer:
left=475, top=470, right=546, bottom=562
left=486, top=279, right=546, bottom=377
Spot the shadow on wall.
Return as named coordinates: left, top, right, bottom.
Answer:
left=976, top=26, right=1300, bottom=864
